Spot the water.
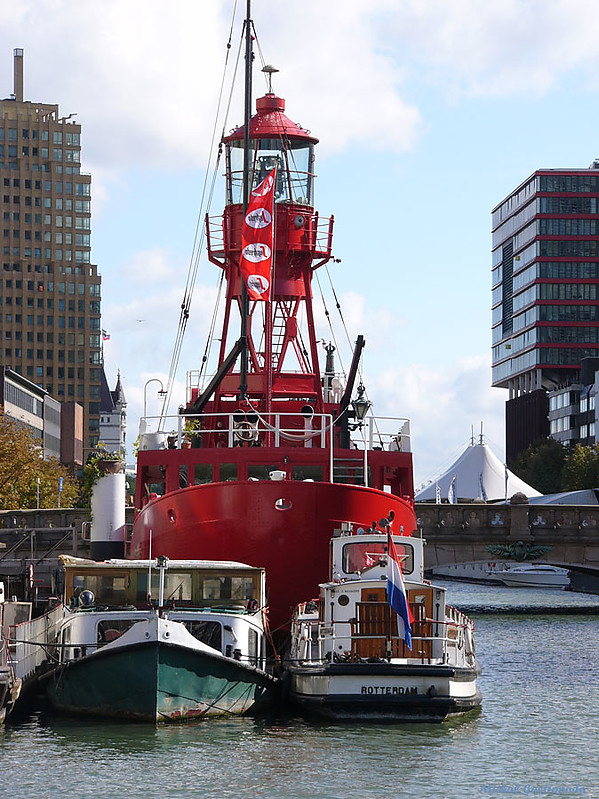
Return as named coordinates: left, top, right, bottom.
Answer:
left=2, top=583, right=598, bottom=799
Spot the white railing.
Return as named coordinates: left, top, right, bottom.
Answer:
left=292, top=616, right=449, bottom=666
left=139, top=411, right=336, bottom=476
left=9, top=605, right=64, bottom=683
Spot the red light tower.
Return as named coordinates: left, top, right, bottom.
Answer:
left=202, top=81, right=334, bottom=425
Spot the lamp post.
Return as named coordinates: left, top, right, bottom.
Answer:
left=351, top=384, right=372, bottom=488
left=141, top=379, right=166, bottom=435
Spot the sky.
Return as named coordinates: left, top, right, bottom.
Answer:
left=3, top=0, right=599, bottom=488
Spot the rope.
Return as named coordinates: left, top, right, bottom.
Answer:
left=158, top=5, right=244, bottom=424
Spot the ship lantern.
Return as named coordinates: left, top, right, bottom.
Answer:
left=223, top=86, right=318, bottom=210
left=351, top=384, right=371, bottom=427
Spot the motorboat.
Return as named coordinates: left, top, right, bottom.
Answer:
left=488, top=563, right=570, bottom=589
left=286, top=517, right=481, bottom=721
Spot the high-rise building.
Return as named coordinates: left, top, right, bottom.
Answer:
left=491, top=163, right=599, bottom=462
left=0, top=49, right=102, bottom=453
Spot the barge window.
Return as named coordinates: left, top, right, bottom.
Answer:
left=201, top=576, right=255, bottom=602
left=97, top=619, right=135, bottom=645
left=179, top=465, right=188, bottom=488
left=183, top=620, right=221, bottom=651
left=134, top=571, right=192, bottom=602
left=71, top=573, right=128, bottom=605
left=194, top=464, right=213, bottom=484
left=219, top=463, right=237, bottom=482
left=342, top=541, right=414, bottom=576
left=292, top=465, right=324, bottom=482
left=248, top=464, right=279, bottom=480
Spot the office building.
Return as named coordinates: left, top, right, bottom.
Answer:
left=547, top=357, right=599, bottom=448
left=0, top=49, right=102, bottom=453
left=491, top=163, right=599, bottom=461
left=0, top=366, right=60, bottom=459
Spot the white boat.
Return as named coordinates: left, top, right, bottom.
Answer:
left=488, top=563, right=570, bottom=589
left=286, top=519, right=481, bottom=722
left=47, top=556, right=277, bottom=721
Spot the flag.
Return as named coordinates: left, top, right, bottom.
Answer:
left=239, top=167, right=276, bottom=301
left=478, top=472, right=487, bottom=502
left=102, top=330, right=110, bottom=341
left=448, top=475, right=456, bottom=504
left=386, top=531, right=414, bottom=650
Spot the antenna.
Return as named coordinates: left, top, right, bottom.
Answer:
left=262, top=64, right=279, bottom=93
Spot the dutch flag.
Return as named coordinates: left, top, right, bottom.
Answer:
left=386, top=531, right=414, bottom=650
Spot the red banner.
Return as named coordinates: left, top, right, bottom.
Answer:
left=239, top=167, right=276, bottom=301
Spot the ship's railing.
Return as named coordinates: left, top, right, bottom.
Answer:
left=9, top=605, right=63, bottom=682
left=352, top=417, right=412, bottom=455
left=139, top=410, right=336, bottom=471
left=139, top=411, right=411, bottom=457
left=205, top=210, right=334, bottom=261
left=291, top=614, right=451, bottom=666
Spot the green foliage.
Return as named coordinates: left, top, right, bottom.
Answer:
left=512, top=438, right=599, bottom=494
left=562, top=444, right=599, bottom=490
left=510, top=437, right=566, bottom=494
left=80, top=447, right=123, bottom=508
left=0, top=410, right=79, bottom=509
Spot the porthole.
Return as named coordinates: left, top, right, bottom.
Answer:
left=274, top=498, right=292, bottom=511
left=168, top=509, right=176, bottom=523
left=338, top=594, right=350, bottom=606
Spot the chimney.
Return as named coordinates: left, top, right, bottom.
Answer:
left=13, top=48, right=23, bottom=102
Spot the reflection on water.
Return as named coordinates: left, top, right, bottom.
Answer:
left=3, top=582, right=599, bottom=799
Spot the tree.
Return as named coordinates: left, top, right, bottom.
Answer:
left=510, top=437, right=566, bottom=494
left=0, top=409, right=79, bottom=510
left=562, top=444, right=599, bottom=490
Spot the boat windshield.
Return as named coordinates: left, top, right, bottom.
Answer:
left=342, top=541, right=414, bottom=576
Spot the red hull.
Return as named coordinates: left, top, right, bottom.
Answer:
left=130, top=481, right=417, bottom=633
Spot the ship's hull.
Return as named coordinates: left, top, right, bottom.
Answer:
left=47, top=640, right=275, bottom=722
left=287, top=662, right=482, bottom=722
left=130, top=480, right=417, bottom=632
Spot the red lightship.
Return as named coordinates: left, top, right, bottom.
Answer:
left=130, top=15, right=417, bottom=634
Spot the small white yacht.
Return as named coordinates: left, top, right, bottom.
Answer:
left=488, top=563, right=570, bottom=589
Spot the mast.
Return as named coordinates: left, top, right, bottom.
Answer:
left=239, top=0, right=253, bottom=400
left=203, top=17, right=335, bottom=417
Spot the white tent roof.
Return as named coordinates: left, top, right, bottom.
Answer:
left=416, top=440, right=542, bottom=502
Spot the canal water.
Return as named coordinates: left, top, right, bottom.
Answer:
left=2, top=582, right=598, bottom=799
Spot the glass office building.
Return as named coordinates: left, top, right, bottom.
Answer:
left=492, top=163, right=599, bottom=459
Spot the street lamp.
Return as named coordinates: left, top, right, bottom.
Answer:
left=140, top=379, right=167, bottom=435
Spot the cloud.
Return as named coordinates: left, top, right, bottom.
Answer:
left=371, top=353, right=505, bottom=486
left=121, top=248, right=178, bottom=284
left=2, top=0, right=599, bottom=180
left=384, top=0, right=599, bottom=96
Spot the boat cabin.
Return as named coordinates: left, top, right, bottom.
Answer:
left=61, top=556, right=266, bottom=612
